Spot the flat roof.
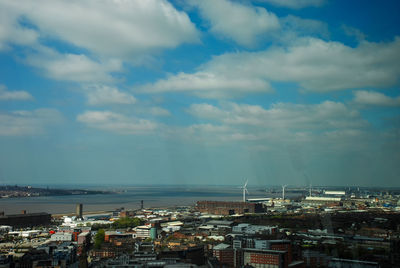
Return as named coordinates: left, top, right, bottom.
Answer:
left=268, top=240, right=291, bottom=243
left=53, top=232, right=72, bottom=236
left=136, top=225, right=151, bottom=229
left=207, top=220, right=233, bottom=225
left=0, top=212, right=50, bottom=218
left=78, top=232, right=90, bottom=237
left=288, top=261, right=305, bottom=267
left=214, top=243, right=231, bottom=250
left=243, top=248, right=286, bottom=254
left=330, top=258, right=378, bottom=265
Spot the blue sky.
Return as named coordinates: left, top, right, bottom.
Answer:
left=0, top=0, right=399, bottom=187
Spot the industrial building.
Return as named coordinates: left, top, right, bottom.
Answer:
left=324, top=191, right=346, bottom=196
left=305, top=196, right=342, bottom=202
left=196, top=201, right=264, bottom=215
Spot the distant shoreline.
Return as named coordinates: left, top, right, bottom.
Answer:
left=51, top=210, right=113, bottom=218
left=0, top=185, right=112, bottom=199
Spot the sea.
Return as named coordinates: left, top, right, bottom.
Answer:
left=0, top=185, right=298, bottom=215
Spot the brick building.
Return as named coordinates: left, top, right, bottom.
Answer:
left=196, top=201, right=264, bottom=215
left=270, top=240, right=292, bottom=264
left=213, top=243, right=235, bottom=267
left=243, top=248, right=287, bottom=268
left=104, top=231, right=133, bottom=242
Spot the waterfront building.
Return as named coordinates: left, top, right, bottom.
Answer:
left=76, top=203, right=83, bottom=219
left=196, top=201, right=264, bottom=215
left=305, top=196, right=342, bottom=202
left=324, top=191, right=346, bottom=196
left=0, top=212, right=51, bottom=227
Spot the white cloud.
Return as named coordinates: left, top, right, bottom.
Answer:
left=84, top=85, right=136, bottom=106
left=213, top=37, right=400, bottom=92
left=187, top=123, right=231, bottom=133
left=0, top=84, right=33, bottom=101
left=0, top=10, right=39, bottom=50
left=77, top=110, right=157, bottom=134
left=162, top=123, right=250, bottom=144
left=280, top=15, right=329, bottom=39
left=170, top=100, right=371, bottom=148
left=257, top=0, right=325, bottom=9
left=25, top=47, right=122, bottom=83
left=142, top=37, right=400, bottom=95
left=149, top=107, right=171, bottom=117
left=138, top=71, right=273, bottom=98
left=353, top=90, right=400, bottom=107
left=342, top=25, right=366, bottom=42
left=0, top=0, right=200, bottom=96
left=192, top=0, right=279, bottom=47
left=0, top=0, right=199, bottom=58
left=187, top=103, right=227, bottom=119
left=188, top=101, right=367, bottom=130
left=0, top=109, right=62, bottom=136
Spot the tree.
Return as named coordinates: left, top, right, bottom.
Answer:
left=91, top=223, right=111, bottom=231
left=112, top=217, right=143, bottom=229
left=94, top=229, right=105, bottom=249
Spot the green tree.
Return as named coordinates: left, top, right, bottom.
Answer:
left=91, top=223, right=111, bottom=231
left=112, top=217, right=143, bottom=229
left=94, top=229, right=105, bottom=249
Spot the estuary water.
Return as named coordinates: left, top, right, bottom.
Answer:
left=0, top=185, right=286, bottom=215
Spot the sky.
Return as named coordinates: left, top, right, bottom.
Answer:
left=0, top=0, right=399, bottom=187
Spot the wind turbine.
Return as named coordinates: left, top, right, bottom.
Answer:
left=240, top=179, right=249, bottom=202
left=282, top=184, right=288, bottom=200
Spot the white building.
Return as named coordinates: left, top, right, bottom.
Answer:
left=162, top=225, right=181, bottom=233
left=0, top=225, right=12, bottom=233
left=135, top=225, right=151, bottom=238
left=8, top=230, right=41, bottom=238
left=232, top=223, right=277, bottom=235
left=305, top=196, right=342, bottom=202
left=160, top=221, right=183, bottom=228
left=324, top=191, right=346, bottom=196
left=51, top=232, right=72, bottom=241
left=254, top=240, right=269, bottom=249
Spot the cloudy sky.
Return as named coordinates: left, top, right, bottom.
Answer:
left=0, top=0, right=399, bottom=187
